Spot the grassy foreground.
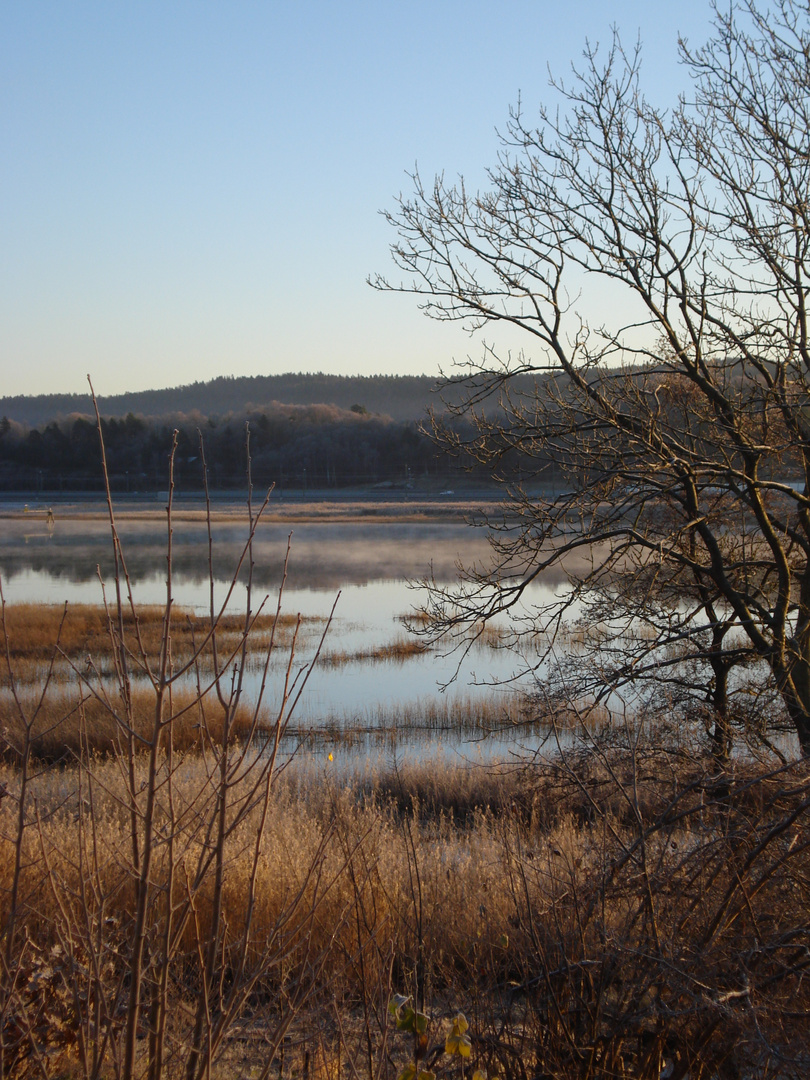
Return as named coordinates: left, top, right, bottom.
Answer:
left=1, top=693, right=809, bottom=1078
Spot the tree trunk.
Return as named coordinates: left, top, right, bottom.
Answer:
left=709, top=661, right=732, bottom=768
left=777, top=650, right=810, bottom=758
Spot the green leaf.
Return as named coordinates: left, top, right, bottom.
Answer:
left=497, top=933, right=509, bottom=949
left=398, top=1066, right=416, bottom=1080
left=397, top=1006, right=416, bottom=1032
left=417, top=1072, right=436, bottom=1080
left=414, top=1011, right=428, bottom=1035
left=389, top=994, right=410, bottom=1017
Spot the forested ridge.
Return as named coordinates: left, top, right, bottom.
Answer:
left=0, top=373, right=457, bottom=427
left=0, top=371, right=553, bottom=492
left=3, top=366, right=799, bottom=494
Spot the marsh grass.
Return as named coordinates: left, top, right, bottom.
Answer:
left=320, top=636, right=429, bottom=666
left=0, top=682, right=262, bottom=761
left=281, top=692, right=534, bottom=759
left=364, top=691, right=528, bottom=733
left=0, top=601, right=328, bottom=761
left=0, top=623, right=536, bottom=761
left=0, top=601, right=315, bottom=668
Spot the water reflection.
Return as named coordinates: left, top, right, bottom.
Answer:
left=0, top=515, right=570, bottom=594
left=0, top=514, right=568, bottom=760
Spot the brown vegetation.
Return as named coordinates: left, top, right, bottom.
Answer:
left=3, top=583, right=806, bottom=1077
left=0, top=683, right=262, bottom=762
left=320, top=637, right=429, bottom=666
left=1, top=743, right=808, bottom=1078
left=0, top=602, right=306, bottom=665
left=4, top=557, right=806, bottom=1079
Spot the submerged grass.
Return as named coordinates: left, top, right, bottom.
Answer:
left=281, top=691, right=534, bottom=758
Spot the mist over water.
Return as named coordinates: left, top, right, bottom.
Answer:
left=0, top=513, right=572, bottom=761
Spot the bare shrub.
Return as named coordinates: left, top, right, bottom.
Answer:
left=0, top=407, right=339, bottom=1080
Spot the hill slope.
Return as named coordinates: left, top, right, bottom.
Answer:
left=0, top=373, right=456, bottom=425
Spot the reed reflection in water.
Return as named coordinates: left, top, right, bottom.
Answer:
left=0, top=514, right=569, bottom=760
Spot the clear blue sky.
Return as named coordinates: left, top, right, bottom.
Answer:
left=1, top=0, right=715, bottom=397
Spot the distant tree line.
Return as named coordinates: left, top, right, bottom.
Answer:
left=0, top=402, right=489, bottom=493
left=0, top=373, right=498, bottom=428
left=4, top=367, right=797, bottom=497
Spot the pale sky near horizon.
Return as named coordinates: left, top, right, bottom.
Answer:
left=1, top=0, right=716, bottom=399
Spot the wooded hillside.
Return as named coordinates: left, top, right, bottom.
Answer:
left=0, top=371, right=555, bottom=492
left=0, top=373, right=451, bottom=426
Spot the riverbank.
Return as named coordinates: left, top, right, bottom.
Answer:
left=0, top=491, right=506, bottom=524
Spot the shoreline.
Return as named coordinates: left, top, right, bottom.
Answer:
left=0, top=491, right=511, bottom=524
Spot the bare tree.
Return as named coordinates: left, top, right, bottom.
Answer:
left=374, top=0, right=810, bottom=756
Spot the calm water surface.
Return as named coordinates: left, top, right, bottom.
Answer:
left=0, top=513, right=573, bottom=761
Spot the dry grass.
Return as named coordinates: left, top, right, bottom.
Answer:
left=0, top=602, right=314, bottom=760
left=320, top=636, right=429, bottom=666
left=0, top=601, right=313, bottom=667
left=0, top=682, right=262, bottom=761
left=1, top=747, right=808, bottom=1077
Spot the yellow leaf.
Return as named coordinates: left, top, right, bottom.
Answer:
left=458, top=1034, right=472, bottom=1058
left=398, top=1066, right=416, bottom=1080
left=452, top=1013, right=469, bottom=1035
